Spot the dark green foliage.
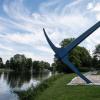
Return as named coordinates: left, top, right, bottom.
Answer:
left=5, top=54, right=31, bottom=72
left=92, top=44, right=100, bottom=68
left=92, top=55, right=99, bottom=68
left=4, top=54, right=50, bottom=73
left=0, top=57, right=4, bottom=68
left=33, top=61, right=50, bottom=73
left=94, top=44, right=100, bottom=56
left=16, top=74, right=62, bottom=100
left=25, top=58, right=32, bottom=71
left=33, top=61, right=40, bottom=73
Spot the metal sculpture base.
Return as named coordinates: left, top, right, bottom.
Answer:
left=68, top=71, right=100, bottom=85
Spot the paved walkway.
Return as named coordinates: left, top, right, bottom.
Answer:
left=68, top=71, right=100, bottom=85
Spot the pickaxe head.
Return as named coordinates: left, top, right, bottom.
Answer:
left=43, top=28, right=69, bottom=59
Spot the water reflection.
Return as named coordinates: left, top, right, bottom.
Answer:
left=0, top=71, right=51, bottom=100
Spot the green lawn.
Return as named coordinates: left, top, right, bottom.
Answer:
left=35, top=74, right=100, bottom=100
left=18, top=74, right=100, bottom=100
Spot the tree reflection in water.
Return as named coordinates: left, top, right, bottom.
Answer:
left=0, top=71, right=51, bottom=100
left=0, top=71, right=51, bottom=90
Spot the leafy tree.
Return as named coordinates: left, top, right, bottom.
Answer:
left=6, top=54, right=32, bottom=72
left=0, top=58, right=4, bottom=68
left=94, top=44, right=100, bottom=60
left=5, top=60, right=10, bottom=69
left=92, top=55, right=99, bottom=68
left=92, top=44, right=100, bottom=68
left=33, top=61, right=40, bottom=73
left=32, top=61, right=50, bottom=73
left=26, top=58, right=32, bottom=71
left=39, top=61, right=50, bottom=70
left=5, top=54, right=50, bottom=73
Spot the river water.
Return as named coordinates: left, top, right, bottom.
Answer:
left=0, top=71, right=52, bottom=100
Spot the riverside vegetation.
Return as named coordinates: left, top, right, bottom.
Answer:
left=16, top=73, right=100, bottom=100
left=0, top=38, right=100, bottom=100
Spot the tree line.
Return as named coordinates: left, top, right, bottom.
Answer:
left=0, top=54, right=50, bottom=73
left=0, top=38, right=100, bottom=73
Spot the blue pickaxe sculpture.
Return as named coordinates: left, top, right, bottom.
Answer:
left=43, top=21, right=100, bottom=84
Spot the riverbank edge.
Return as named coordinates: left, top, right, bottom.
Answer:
left=0, top=68, right=13, bottom=72
left=15, top=73, right=71, bottom=100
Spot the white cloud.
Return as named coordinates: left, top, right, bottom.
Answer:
left=0, top=44, right=13, bottom=51
left=0, top=25, right=5, bottom=32
left=3, top=33, right=34, bottom=44
left=87, top=2, right=100, bottom=21
left=96, top=13, right=100, bottom=21
left=36, top=46, right=54, bottom=53
left=92, top=3, right=100, bottom=12
left=19, top=51, right=54, bottom=64
left=0, top=0, right=99, bottom=63
left=84, top=28, right=100, bottom=53
left=87, top=2, right=94, bottom=9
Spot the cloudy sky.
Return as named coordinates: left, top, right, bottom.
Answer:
left=0, top=0, right=100, bottom=63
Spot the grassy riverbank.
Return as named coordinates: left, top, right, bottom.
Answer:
left=17, top=73, right=100, bottom=100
